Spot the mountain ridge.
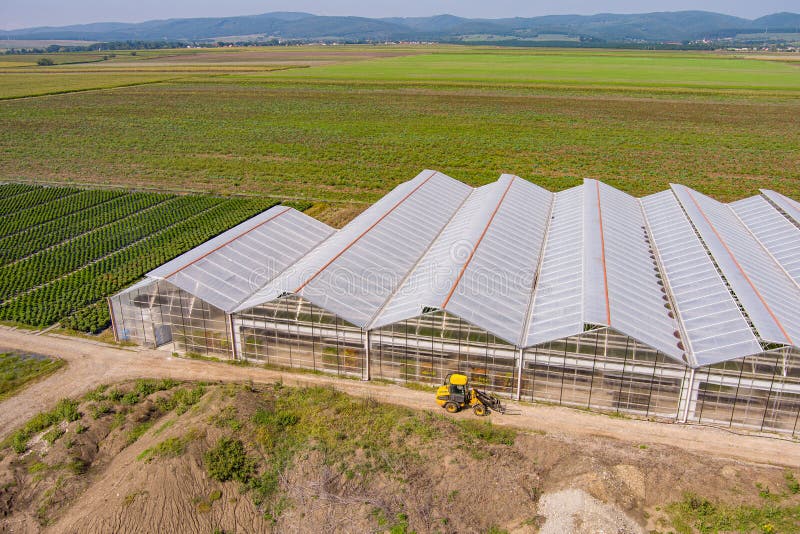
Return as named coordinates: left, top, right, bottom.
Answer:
left=2, top=10, right=799, bottom=43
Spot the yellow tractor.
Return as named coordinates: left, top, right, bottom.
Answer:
left=435, top=373, right=507, bottom=416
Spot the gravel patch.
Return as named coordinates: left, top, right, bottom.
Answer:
left=538, top=488, right=643, bottom=534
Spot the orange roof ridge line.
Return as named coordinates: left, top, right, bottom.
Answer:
left=294, top=170, right=437, bottom=294
left=163, top=206, right=292, bottom=280
left=683, top=186, right=793, bottom=345
left=595, top=181, right=612, bottom=326
left=441, top=176, right=516, bottom=309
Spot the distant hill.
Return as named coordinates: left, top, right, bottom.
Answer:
left=2, top=10, right=799, bottom=44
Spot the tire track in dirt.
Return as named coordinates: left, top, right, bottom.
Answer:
left=0, top=327, right=798, bottom=469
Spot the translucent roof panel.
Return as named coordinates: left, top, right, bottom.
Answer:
left=369, top=181, right=495, bottom=329
left=524, top=185, right=585, bottom=347
left=439, top=175, right=554, bottom=345
left=731, top=195, right=800, bottom=287
left=149, top=206, right=335, bottom=312
left=237, top=170, right=473, bottom=325
left=673, top=184, right=800, bottom=346
left=111, top=277, right=157, bottom=299
left=642, top=191, right=762, bottom=366
left=761, top=189, right=800, bottom=226
left=585, top=181, right=682, bottom=359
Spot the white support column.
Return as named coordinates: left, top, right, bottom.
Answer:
left=515, top=347, right=524, bottom=400
left=227, top=313, right=240, bottom=361
left=107, top=296, right=119, bottom=343
left=680, top=368, right=697, bottom=423
left=363, top=330, right=371, bottom=381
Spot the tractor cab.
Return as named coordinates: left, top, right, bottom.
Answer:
left=435, top=372, right=508, bottom=416
left=437, top=372, right=469, bottom=407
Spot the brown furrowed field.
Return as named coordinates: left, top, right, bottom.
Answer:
left=1, top=46, right=799, bottom=204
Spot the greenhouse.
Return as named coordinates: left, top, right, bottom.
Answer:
left=109, top=170, right=800, bottom=435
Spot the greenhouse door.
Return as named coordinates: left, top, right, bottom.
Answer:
left=153, top=324, right=173, bottom=347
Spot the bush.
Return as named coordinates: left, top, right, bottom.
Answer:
left=5, top=398, right=80, bottom=453
left=456, top=420, right=516, bottom=446
left=67, top=457, right=88, bottom=475
left=125, top=421, right=154, bottom=446
left=156, top=384, right=205, bottom=414
left=786, top=471, right=800, bottom=494
left=138, top=436, right=188, bottom=462
left=37, top=58, right=54, bottom=66
left=42, top=427, right=64, bottom=445
left=90, top=401, right=113, bottom=419
left=204, top=437, right=254, bottom=483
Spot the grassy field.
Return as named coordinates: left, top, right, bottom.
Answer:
left=1, top=46, right=798, bottom=204
left=0, top=352, right=64, bottom=401
left=0, top=183, right=301, bottom=332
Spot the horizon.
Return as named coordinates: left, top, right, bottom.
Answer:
left=1, top=2, right=797, bottom=32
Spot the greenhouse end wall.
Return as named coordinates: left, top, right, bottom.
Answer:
left=111, top=290, right=800, bottom=436
left=109, top=280, right=233, bottom=357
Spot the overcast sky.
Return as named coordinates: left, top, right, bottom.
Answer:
left=1, top=1, right=797, bottom=30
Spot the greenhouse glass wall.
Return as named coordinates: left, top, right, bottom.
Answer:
left=110, top=279, right=233, bottom=357
left=236, top=295, right=366, bottom=378
left=110, top=170, right=800, bottom=436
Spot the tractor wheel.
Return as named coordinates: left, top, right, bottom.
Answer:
left=444, top=402, right=459, bottom=413
left=473, top=404, right=488, bottom=416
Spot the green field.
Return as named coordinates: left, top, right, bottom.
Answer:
left=0, top=352, right=64, bottom=401
left=1, top=46, right=798, bottom=205
left=0, top=46, right=798, bottom=335
left=262, top=50, right=800, bottom=91
left=0, top=183, right=299, bottom=332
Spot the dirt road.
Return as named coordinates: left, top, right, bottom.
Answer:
left=1, top=327, right=798, bottom=468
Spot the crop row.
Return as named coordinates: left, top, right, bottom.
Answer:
left=0, top=183, right=37, bottom=200
left=0, top=186, right=79, bottom=217
left=0, top=195, right=224, bottom=300
left=0, top=189, right=127, bottom=239
left=0, top=192, right=171, bottom=266
left=0, top=197, right=277, bottom=328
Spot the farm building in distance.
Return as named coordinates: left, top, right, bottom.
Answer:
left=109, top=170, right=800, bottom=436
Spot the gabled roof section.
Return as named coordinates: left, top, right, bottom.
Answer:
left=524, top=185, right=585, bottom=347
left=369, top=180, right=494, bottom=329
left=370, top=175, right=553, bottom=345
left=761, top=189, right=800, bottom=226
left=148, top=206, right=334, bottom=313
left=235, top=170, right=473, bottom=325
left=642, top=191, right=762, bottom=366
left=438, top=175, right=553, bottom=344
left=583, top=180, right=682, bottom=360
left=731, top=194, right=800, bottom=288
left=672, top=185, right=800, bottom=346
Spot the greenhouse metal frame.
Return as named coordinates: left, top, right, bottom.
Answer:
left=109, top=170, right=800, bottom=435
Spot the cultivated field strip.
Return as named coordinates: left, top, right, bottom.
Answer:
left=0, top=186, right=79, bottom=217
left=0, top=189, right=126, bottom=238
left=0, top=183, right=38, bottom=200
left=2, top=197, right=277, bottom=331
left=0, top=184, right=277, bottom=332
left=0, top=195, right=224, bottom=300
left=0, top=192, right=170, bottom=265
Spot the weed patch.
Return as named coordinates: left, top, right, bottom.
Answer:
left=664, top=492, right=800, bottom=534
left=204, top=437, right=255, bottom=483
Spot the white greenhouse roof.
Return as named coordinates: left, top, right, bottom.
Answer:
left=761, top=189, right=800, bottom=226
left=235, top=170, right=473, bottom=322
left=524, top=185, right=585, bottom=347
left=147, top=205, right=335, bottom=312
left=370, top=174, right=554, bottom=345
left=731, top=195, right=800, bottom=288
left=672, top=185, right=800, bottom=347
left=123, top=170, right=800, bottom=368
left=642, top=191, right=762, bottom=366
